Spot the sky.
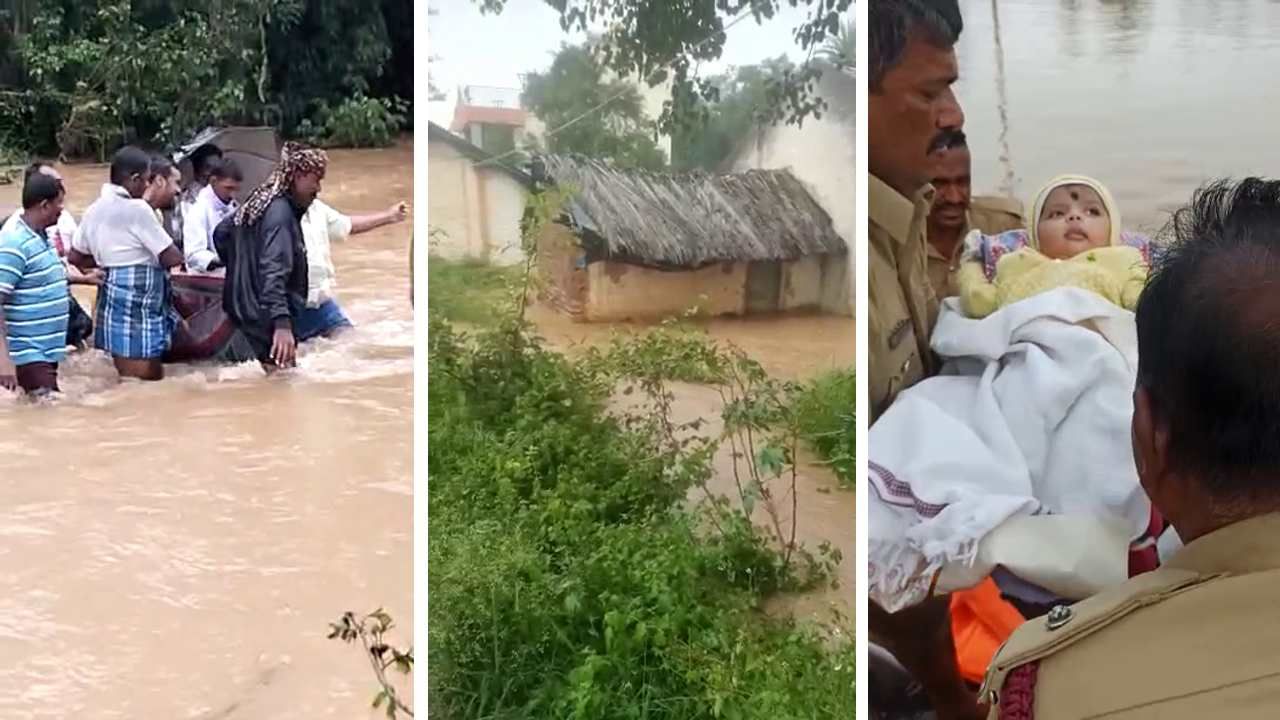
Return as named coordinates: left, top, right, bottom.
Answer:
left=427, top=0, right=815, bottom=127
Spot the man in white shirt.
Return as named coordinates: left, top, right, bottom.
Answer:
left=173, top=143, right=223, bottom=242
left=182, top=158, right=241, bottom=273
left=68, top=146, right=184, bottom=381
left=292, top=198, right=408, bottom=341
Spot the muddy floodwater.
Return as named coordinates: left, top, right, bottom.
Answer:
left=532, top=306, right=856, bottom=623
left=958, top=0, right=1280, bottom=228
left=0, top=142, right=413, bottom=717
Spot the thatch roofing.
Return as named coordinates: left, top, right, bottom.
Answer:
left=540, top=154, right=846, bottom=267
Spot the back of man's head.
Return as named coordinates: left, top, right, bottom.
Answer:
left=22, top=172, right=63, bottom=210
left=110, top=146, right=152, bottom=187
left=869, top=0, right=963, bottom=92
left=148, top=154, right=176, bottom=181
left=209, top=157, right=244, bottom=183
left=1137, top=178, right=1280, bottom=500
left=23, top=161, right=54, bottom=186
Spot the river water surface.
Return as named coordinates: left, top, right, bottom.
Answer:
left=0, top=142, right=413, bottom=718
left=957, top=0, right=1280, bottom=229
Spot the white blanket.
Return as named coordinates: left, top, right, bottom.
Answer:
left=868, top=288, right=1153, bottom=613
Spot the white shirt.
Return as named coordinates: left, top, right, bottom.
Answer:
left=71, top=185, right=175, bottom=268
left=300, top=198, right=352, bottom=307
left=182, top=184, right=236, bottom=272
left=2, top=209, right=76, bottom=257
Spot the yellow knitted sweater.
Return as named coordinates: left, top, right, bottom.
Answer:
left=955, top=245, right=1148, bottom=318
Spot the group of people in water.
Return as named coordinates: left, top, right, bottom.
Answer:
left=0, top=140, right=408, bottom=396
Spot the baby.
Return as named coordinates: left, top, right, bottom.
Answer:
left=953, top=175, right=1151, bottom=318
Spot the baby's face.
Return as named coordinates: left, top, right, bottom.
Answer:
left=1036, top=184, right=1111, bottom=260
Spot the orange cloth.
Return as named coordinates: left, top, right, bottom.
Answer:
left=951, top=577, right=1026, bottom=684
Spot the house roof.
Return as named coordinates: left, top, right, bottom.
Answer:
left=427, top=122, right=532, bottom=186
left=450, top=105, right=528, bottom=132
left=541, top=154, right=846, bottom=267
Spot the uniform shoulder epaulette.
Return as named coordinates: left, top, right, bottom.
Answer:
left=971, top=195, right=1026, bottom=221
left=980, top=567, right=1216, bottom=709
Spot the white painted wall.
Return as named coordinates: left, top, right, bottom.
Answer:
left=427, top=139, right=529, bottom=266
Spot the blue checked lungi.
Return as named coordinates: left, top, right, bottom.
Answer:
left=94, top=264, right=178, bottom=359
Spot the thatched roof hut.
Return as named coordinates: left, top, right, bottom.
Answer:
left=539, top=155, right=846, bottom=269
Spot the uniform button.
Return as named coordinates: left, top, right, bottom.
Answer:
left=1046, top=604, right=1073, bottom=630
left=901, top=357, right=912, bottom=375
left=986, top=689, right=999, bottom=706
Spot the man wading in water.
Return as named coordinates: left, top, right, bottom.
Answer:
left=215, top=143, right=328, bottom=371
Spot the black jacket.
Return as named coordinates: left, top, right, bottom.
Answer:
left=214, top=196, right=309, bottom=333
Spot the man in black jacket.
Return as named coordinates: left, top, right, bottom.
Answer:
left=214, top=142, right=328, bottom=370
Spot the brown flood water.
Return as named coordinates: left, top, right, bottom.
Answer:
left=532, top=306, right=855, bottom=626
left=0, top=142, right=413, bottom=717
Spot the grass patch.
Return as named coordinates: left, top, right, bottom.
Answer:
left=426, top=256, right=522, bottom=326
left=793, top=370, right=855, bottom=487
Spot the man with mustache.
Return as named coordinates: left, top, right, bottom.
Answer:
left=869, top=2, right=984, bottom=720
left=925, top=129, right=1025, bottom=300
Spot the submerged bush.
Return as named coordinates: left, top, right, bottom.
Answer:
left=428, top=317, right=854, bottom=719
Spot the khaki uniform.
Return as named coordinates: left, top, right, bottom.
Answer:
left=869, top=174, right=937, bottom=425
left=926, top=195, right=1026, bottom=300
left=982, top=513, right=1280, bottom=719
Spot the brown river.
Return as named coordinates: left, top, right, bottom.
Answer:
left=0, top=142, right=414, bottom=717
left=958, top=0, right=1280, bottom=229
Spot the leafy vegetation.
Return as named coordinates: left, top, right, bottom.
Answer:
left=426, top=256, right=523, bottom=326
left=476, top=0, right=852, bottom=135
left=428, top=315, right=854, bottom=719
left=0, top=0, right=410, bottom=158
left=522, top=44, right=667, bottom=171
left=670, top=58, right=792, bottom=171
left=794, top=370, right=856, bottom=487
left=427, top=185, right=854, bottom=719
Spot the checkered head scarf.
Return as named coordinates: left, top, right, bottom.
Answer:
left=234, top=142, right=328, bottom=226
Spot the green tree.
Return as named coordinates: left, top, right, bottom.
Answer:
left=670, top=57, right=791, bottom=171
left=821, top=15, right=854, bottom=68
left=478, top=0, right=851, bottom=133
left=521, top=44, right=666, bottom=170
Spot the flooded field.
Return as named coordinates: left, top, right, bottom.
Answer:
left=958, top=0, right=1280, bottom=229
left=0, top=142, right=413, bottom=718
left=532, top=306, right=855, bottom=622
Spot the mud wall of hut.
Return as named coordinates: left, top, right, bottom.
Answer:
left=585, top=260, right=747, bottom=321
left=536, top=224, right=590, bottom=319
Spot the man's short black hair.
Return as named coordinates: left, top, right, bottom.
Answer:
left=190, top=143, right=223, bottom=175
left=1137, top=177, right=1280, bottom=499
left=110, top=146, right=152, bottom=186
left=928, top=128, right=968, bottom=154
left=870, top=0, right=963, bottom=92
left=22, top=172, right=63, bottom=210
left=208, top=157, right=244, bottom=182
left=23, top=161, right=54, bottom=185
left=148, top=154, right=177, bottom=180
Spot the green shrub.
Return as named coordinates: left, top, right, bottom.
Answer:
left=300, top=94, right=407, bottom=149
left=792, top=370, right=856, bottom=487
left=428, top=318, right=854, bottom=719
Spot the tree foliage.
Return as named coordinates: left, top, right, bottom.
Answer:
left=522, top=44, right=667, bottom=170
left=0, top=0, right=411, bottom=158
left=670, top=57, right=792, bottom=172
left=478, top=0, right=851, bottom=135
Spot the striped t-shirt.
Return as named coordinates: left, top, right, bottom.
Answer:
left=0, top=217, right=69, bottom=365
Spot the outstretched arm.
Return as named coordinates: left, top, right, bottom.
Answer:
left=349, top=202, right=408, bottom=236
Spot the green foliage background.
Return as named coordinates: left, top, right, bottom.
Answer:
left=0, top=0, right=412, bottom=158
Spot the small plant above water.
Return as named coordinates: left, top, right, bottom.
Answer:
left=328, top=609, right=413, bottom=718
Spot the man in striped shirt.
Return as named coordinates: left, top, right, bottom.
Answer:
left=0, top=173, right=69, bottom=395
